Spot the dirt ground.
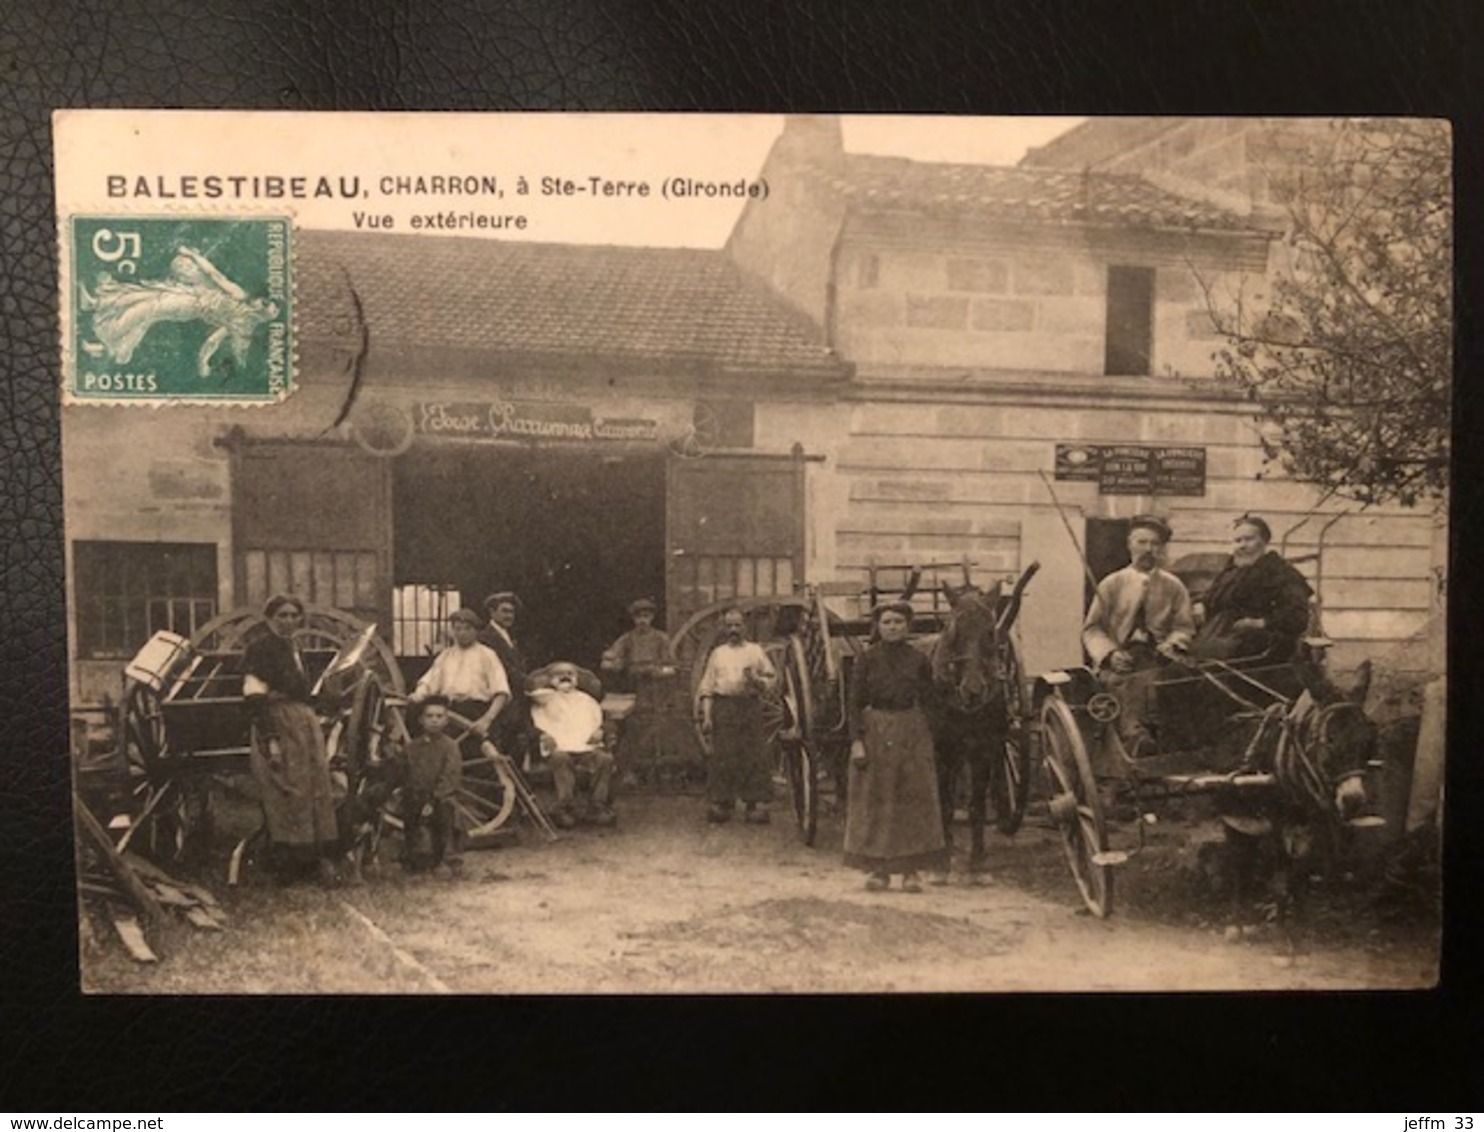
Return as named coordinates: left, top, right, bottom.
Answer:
left=80, top=780, right=1440, bottom=994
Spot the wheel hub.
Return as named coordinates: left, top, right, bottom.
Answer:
left=1047, top=791, right=1078, bottom=825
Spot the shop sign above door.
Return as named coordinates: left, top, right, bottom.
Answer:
left=1054, top=443, right=1206, bottom=496
left=416, top=400, right=661, bottom=443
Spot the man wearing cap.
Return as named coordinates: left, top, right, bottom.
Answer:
left=1082, top=515, right=1196, bottom=758
left=480, top=591, right=530, bottom=759
left=1191, top=514, right=1313, bottom=663
left=601, top=598, right=679, bottom=768
left=412, top=608, right=511, bottom=759
left=697, top=607, right=779, bottom=823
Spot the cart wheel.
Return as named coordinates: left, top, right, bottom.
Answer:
left=455, top=752, right=518, bottom=842
left=1041, top=695, right=1113, bottom=918
left=781, top=738, right=820, bottom=846
left=673, top=596, right=811, bottom=749
left=992, top=639, right=1032, bottom=835
left=339, top=673, right=391, bottom=792
left=778, top=637, right=820, bottom=845
left=118, top=682, right=196, bottom=862
left=189, top=604, right=406, bottom=699
left=121, top=681, right=168, bottom=784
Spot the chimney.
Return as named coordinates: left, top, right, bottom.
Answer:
left=775, top=115, right=845, bottom=170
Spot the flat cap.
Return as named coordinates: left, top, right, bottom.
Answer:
left=1129, top=514, right=1173, bottom=543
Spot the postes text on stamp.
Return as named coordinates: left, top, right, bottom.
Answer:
left=68, top=216, right=292, bottom=402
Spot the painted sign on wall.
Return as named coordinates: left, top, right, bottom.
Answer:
left=415, top=401, right=661, bottom=443
left=1054, top=443, right=1207, bottom=496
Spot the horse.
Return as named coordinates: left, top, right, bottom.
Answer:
left=927, top=582, right=1010, bottom=873
left=1208, top=656, right=1375, bottom=955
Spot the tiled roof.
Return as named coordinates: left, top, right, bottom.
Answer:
left=297, top=230, right=846, bottom=376
left=832, top=152, right=1256, bottom=232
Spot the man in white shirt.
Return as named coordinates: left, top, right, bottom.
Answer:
left=697, top=608, right=778, bottom=824
left=412, top=608, right=511, bottom=756
left=528, top=661, right=616, bottom=828
left=1081, top=515, right=1195, bottom=758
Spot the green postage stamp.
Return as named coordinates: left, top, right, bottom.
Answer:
left=67, top=216, right=292, bottom=402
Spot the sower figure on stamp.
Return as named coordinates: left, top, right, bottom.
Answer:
left=1082, top=515, right=1196, bottom=759
left=80, top=244, right=279, bottom=377
left=697, top=608, right=778, bottom=825
left=395, top=694, right=464, bottom=877
left=411, top=607, right=510, bottom=762
left=242, top=594, right=342, bottom=887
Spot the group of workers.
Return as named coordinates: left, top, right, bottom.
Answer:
left=238, top=511, right=1313, bottom=889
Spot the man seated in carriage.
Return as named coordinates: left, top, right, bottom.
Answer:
left=1081, top=515, right=1196, bottom=759
left=1190, top=514, right=1313, bottom=664
left=526, top=661, right=616, bottom=829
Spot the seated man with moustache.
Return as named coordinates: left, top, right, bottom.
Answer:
left=1082, top=515, right=1196, bottom=759
left=526, top=661, right=616, bottom=830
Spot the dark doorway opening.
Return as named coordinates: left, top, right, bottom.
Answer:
left=393, top=447, right=666, bottom=673
left=1084, top=517, right=1133, bottom=606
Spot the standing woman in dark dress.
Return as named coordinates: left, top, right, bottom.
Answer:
left=844, top=601, right=948, bottom=893
left=242, top=594, right=341, bottom=885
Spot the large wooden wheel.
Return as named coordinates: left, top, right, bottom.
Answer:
left=672, top=596, right=811, bottom=751
left=454, top=752, right=519, bottom=842
left=117, top=679, right=210, bottom=862
left=1041, top=694, right=1113, bottom=918
left=121, top=680, right=169, bottom=785
left=188, top=604, right=405, bottom=698
left=778, top=635, right=821, bottom=845
left=991, top=636, right=1033, bottom=835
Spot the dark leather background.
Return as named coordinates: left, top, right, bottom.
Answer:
left=2, top=0, right=1480, bottom=1110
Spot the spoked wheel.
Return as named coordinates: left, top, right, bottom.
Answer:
left=189, top=605, right=406, bottom=701
left=121, top=681, right=168, bottom=785
left=781, top=738, right=821, bottom=846
left=992, top=639, right=1032, bottom=835
left=673, top=596, right=812, bottom=752
left=117, top=681, right=194, bottom=861
left=455, top=751, right=518, bottom=843
left=1041, top=695, right=1113, bottom=918
left=335, top=673, right=393, bottom=793
left=778, top=635, right=821, bottom=845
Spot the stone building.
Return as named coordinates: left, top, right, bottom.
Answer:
left=64, top=116, right=1441, bottom=708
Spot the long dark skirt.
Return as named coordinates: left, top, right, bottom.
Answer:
left=708, top=696, right=773, bottom=805
left=844, top=707, right=947, bottom=874
left=250, top=699, right=340, bottom=865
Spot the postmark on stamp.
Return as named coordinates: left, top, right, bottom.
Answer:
left=67, top=216, right=292, bottom=402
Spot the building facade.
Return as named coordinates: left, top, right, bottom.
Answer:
left=64, top=116, right=1442, bottom=706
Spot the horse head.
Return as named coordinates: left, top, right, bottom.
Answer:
left=933, top=582, right=1003, bottom=713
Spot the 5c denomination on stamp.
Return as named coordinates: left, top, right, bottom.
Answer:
left=67, top=216, right=292, bottom=402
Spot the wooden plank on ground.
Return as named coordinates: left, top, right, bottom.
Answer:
left=109, top=912, right=159, bottom=963
left=184, top=907, right=224, bottom=932
left=146, top=881, right=196, bottom=908
left=178, top=882, right=222, bottom=909
left=75, top=793, right=162, bottom=924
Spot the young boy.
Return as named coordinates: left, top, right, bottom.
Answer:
left=398, top=694, right=464, bottom=876
left=528, top=662, right=616, bottom=829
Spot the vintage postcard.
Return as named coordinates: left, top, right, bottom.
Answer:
left=56, top=111, right=1447, bottom=993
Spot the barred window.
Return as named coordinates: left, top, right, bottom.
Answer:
left=73, top=541, right=218, bottom=658
left=393, top=584, right=461, bottom=658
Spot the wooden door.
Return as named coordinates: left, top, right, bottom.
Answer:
left=230, top=439, right=393, bottom=632
left=666, top=449, right=805, bottom=625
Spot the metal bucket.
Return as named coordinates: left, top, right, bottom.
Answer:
left=123, top=630, right=193, bottom=691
